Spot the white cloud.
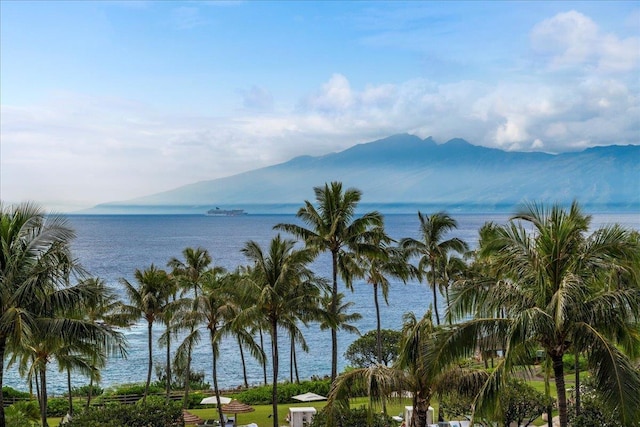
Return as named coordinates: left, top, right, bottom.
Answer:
left=530, top=10, right=640, bottom=73
left=2, top=10, right=638, bottom=211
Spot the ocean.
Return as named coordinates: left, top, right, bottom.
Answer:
left=4, top=211, right=639, bottom=395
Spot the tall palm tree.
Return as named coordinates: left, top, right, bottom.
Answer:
left=239, top=235, right=325, bottom=427
left=179, top=266, right=264, bottom=426
left=441, top=202, right=640, bottom=427
left=0, top=202, right=85, bottom=427
left=354, top=226, right=414, bottom=364
left=401, top=212, right=468, bottom=325
left=275, top=181, right=383, bottom=381
left=120, top=265, right=172, bottom=403
left=168, top=247, right=212, bottom=407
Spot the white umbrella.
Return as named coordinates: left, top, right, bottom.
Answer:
left=291, top=392, right=327, bottom=402
left=200, top=395, right=232, bottom=405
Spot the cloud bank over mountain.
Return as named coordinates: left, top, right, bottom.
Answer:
left=88, top=134, right=640, bottom=214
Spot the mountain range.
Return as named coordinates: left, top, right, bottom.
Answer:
left=87, top=134, right=640, bottom=214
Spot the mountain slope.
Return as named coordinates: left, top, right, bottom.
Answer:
left=89, top=134, right=640, bottom=214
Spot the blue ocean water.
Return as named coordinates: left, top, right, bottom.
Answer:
left=4, top=212, right=639, bottom=395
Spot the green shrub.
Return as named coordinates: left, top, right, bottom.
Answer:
left=104, top=383, right=163, bottom=396
left=47, top=397, right=71, bottom=417
left=64, top=400, right=184, bottom=427
left=185, top=391, right=206, bottom=409
left=234, top=379, right=332, bottom=405
left=563, top=353, right=588, bottom=373
left=2, top=386, right=31, bottom=399
left=70, top=384, right=103, bottom=397
left=311, top=406, right=392, bottom=427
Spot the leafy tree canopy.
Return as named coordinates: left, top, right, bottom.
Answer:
left=344, top=329, right=402, bottom=368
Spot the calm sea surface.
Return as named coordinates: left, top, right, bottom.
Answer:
left=5, top=212, right=639, bottom=394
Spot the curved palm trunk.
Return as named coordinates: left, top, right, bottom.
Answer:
left=238, top=337, right=249, bottom=388
left=552, top=354, right=568, bottom=427
left=373, top=283, right=387, bottom=414
left=293, top=342, right=299, bottom=384
left=373, top=283, right=382, bottom=364
left=271, top=320, right=279, bottom=427
left=0, top=337, right=7, bottom=427
left=430, top=260, right=440, bottom=325
left=331, top=251, right=338, bottom=382
left=144, top=321, right=153, bottom=403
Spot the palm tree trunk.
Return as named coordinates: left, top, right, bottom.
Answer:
left=238, top=337, right=248, bottom=388
left=144, top=321, right=153, bottom=403
left=415, top=392, right=429, bottom=427
left=211, top=330, right=225, bottom=427
left=544, top=357, right=553, bottom=427
left=183, top=340, right=193, bottom=409
left=430, top=261, right=440, bottom=325
left=293, top=342, right=299, bottom=384
left=0, top=337, right=7, bottom=427
left=289, top=336, right=294, bottom=383
left=331, top=251, right=338, bottom=382
left=552, top=354, right=568, bottom=427
left=574, top=350, right=580, bottom=417
left=373, top=283, right=382, bottom=364
left=67, top=368, right=73, bottom=416
left=86, top=373, right=93, bottom=409
left=260, top=329, right=267, bottom=385
left=39, top=366, right=49, bottom=427
left=166, top=332, right=171, bottom=403
left=271, top=319, right=279, bottom=427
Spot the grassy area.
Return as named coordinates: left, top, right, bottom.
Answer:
left=185, top=398, right=419, bottom=427
left=50, top=372, right=582, bottom=427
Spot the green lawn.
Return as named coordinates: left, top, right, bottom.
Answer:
left=50, top=372, right=582, bottom=427
left=186, top=398, right=418, bottom=427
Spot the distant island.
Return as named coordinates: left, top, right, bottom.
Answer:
left=83, top=134, right=640, bottom=215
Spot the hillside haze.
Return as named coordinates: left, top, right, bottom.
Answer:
left=88, top=134, right=640, bottom=214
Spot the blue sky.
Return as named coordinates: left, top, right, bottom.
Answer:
left=1, top=1, right=638, bottom=211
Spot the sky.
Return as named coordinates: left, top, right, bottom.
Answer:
left=1, top=1, right=639, bottom=212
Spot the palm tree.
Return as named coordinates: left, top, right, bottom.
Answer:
left=179, top=266, right=264, bottom=426
left=10, top=275, right=127, bottom=427
left=168, top=247, right=212, bottom=407
left=442, top=202, right=640, bottom=427
left=318, top=292, right=362, bottom=356
left=120, top=265, right=172, bottom=403
left=79, top=278, right=130, bottom=408
left=326, top=309, right=487, bottom=427
left=0, top=202, right=87, bottom=427
left=275, top=181, right=382, bottom=381
left=401, top=212, right=468, bottom=325
left=354, top=226, right=414, bottom=364
left=239, top=235, right=325, bottom=427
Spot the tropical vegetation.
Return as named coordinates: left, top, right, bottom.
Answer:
left=1, top=192, right=638, bottom=427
